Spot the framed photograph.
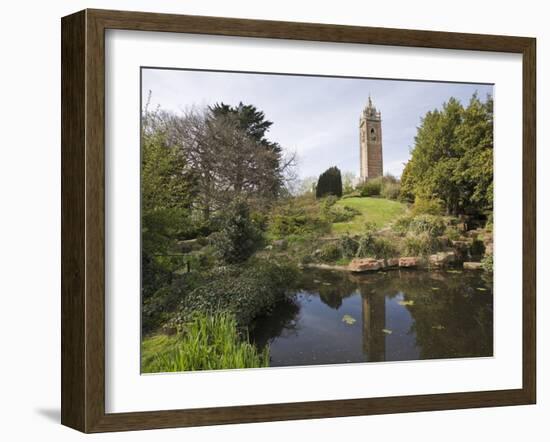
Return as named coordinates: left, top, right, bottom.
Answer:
left=61, top=9, right=536, bottom=433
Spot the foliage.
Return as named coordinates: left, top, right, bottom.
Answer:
left=381, top=181, right=401, bottom=200
left=359, top=179, right=382, bottom=197
left=317, top=242, right=343, bottom=262
left=316, top=166, right=343, bottom=198
left=141, top=312, right=269, bottom=373
left=339, top=234, right=359, bottom=259
left=268, top=195, right=331, bottom=237
left=355, top=225, right=400, bottom=259
left=403, top=232, right=439, bottom=256
left=210, top=199, right=263, bottom=264
left=481, top=254, right=493, bottom=272
left=400, top=94, right=493, bottom=216
left=392, top=215, right=414, bottom=235
left=141, top=126, right=197, bottom=301
left=342, top=171, right=357, bottom=194
left=411, top=196, right=444, bottom=216
left=408, top=214, right=446, bottom=238
left=171, top=259, right=299, bottom=328
left=321, top=196, right=361, bottom=223
left=444, top=225, right=461, bottom=241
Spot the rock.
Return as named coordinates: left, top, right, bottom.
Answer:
left=463, top=261, right=483, bottom=270
left=428, top=251, right=456, bottom=268
left=386, top=258, right=400, bottom=268
left=399, top=256, right=420, bottom=268
left=349, top=258, right=384, bottom=272
left=485, top=243, right=494, bottom=256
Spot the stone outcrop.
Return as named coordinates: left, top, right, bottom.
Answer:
left=428, top=251, right=456, bottom=268
left=348, top=258, right=385, bottom=272
left=398, top=257, right=421, bottom=268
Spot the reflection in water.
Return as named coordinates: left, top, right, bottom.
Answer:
left=250, top=269, right=493, bottom=367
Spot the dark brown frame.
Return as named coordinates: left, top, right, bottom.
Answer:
left=61, top=8, right=536, bottom=433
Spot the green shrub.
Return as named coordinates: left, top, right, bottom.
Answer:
left=372, top=237, right=400, bottom=259
left=444, top=225, right=461, bottom=241
left=408, top=214, right=446, bottom=237
left=141, top=312, right=269, bottom=373
left=355, top=233, right=399, bottom=259
left=481, top=254, right=493, bottom=272
left=404, top=232, right=438, bottom=256
left=339, top=234, right=359, bottom=259
left=211, top=199, right=263, bottom=264
left=411, top=197, right=444, bottom=216
left=359, top=179, right=382, bottom=197
left=322, top=200, right=361, bottom=223
left=392, top=215, right=414, bottom=235
left=342, top=190, right=361, bottom=199
left=318, top=242, right=342, bottom=262
left=381, top=181, right=401, bottom=200
left=172, top=259, right=298, bottom=328
left=268, top=195, right=331, bottom=237
left=355, top=232, right=376, bottom=258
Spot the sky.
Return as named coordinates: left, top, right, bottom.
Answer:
left=142, top=68, right=493, bottom=180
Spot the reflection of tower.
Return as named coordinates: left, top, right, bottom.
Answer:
left=359, top=96, right=383, bottom=181
left=361, top=291, right=386, bottom=362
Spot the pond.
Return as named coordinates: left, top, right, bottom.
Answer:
left=251, top=268, right=493, bottom=367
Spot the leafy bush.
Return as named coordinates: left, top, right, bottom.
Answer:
left=211, top=199, right=263, bottom=264
left=268, top=195, right=331, bottom=237
left=408, top=214, right=446, bottom=238
left=317, top=242, right=342, bottom=262
left=321, top=198, right=361, bottom=223
left=392, top=215, right=414, bottom=235
left=444, top=225, right=461, bottom=241
left=481, top=254, right=493, bottom=272
left=411, top=197, right=444, bottom=216
left=141, top=312, right=269, bottom=373
left=404, top=232, right=438, bottom=256
left=359, top=179, right=382, bottom=197
left=381, top=181, right=401, bottom=200
left=339, top=234, right=359, bottom=259
left=355, top=232, right=399, bottom=259
left=171, top=259, right=299, bottom=328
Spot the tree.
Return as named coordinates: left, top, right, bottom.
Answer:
left=342, top=171, right=357, bottom=194
left=316, top=166, right=343, bottom=198
left=140, top=117, right=197, bottom=299
left=399, top=94, right=493, bottom=216
left=162, top=106, right=295, bottom=218
left=211, top=199, right=263, bottom=264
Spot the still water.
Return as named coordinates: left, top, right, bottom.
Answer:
left=251, top=269, right=493, bottom=367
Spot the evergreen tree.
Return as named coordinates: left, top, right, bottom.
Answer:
left=400, top=93, right=493, bottom=216
left=316, top=166, right=343, bottom=198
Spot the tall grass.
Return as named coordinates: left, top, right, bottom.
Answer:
left=142, top=312, right=269, bottom=373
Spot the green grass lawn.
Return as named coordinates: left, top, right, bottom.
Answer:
left=332, top=197, right=408, bottom=235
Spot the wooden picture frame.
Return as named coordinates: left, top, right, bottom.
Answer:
left=61, top=8, right=536, bottom=433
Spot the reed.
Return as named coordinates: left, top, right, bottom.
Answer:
left=142, top=312, right=269, bottom=372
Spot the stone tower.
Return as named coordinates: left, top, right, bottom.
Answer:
left=359, top=96, right=383, bottom=180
